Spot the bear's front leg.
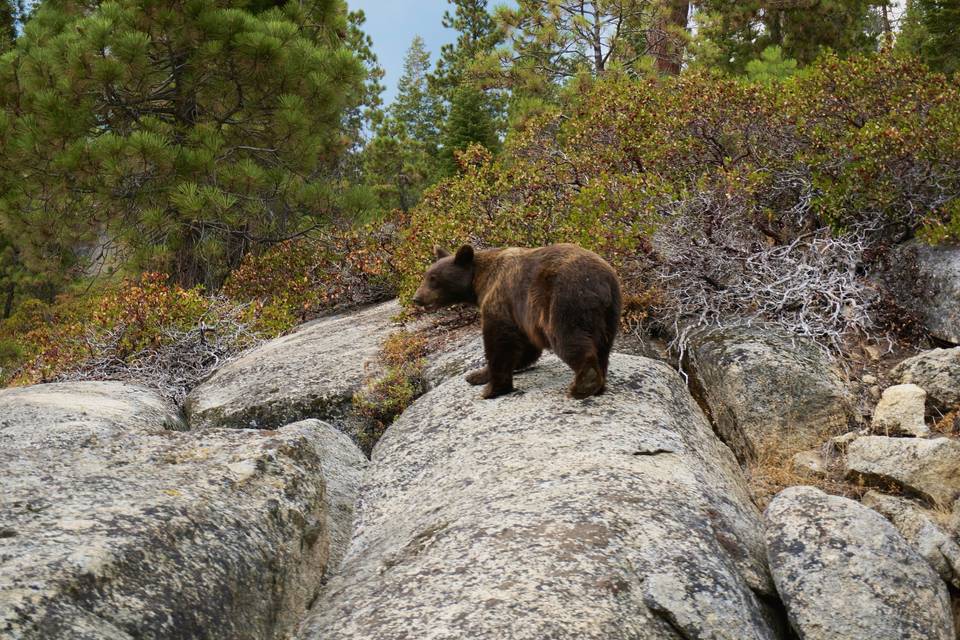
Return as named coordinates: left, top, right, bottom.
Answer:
left=479, top=316, right=518, bottom=399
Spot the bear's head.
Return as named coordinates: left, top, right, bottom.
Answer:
left=412, top=245, right=476, bottom=309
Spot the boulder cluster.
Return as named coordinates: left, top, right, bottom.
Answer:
left=2, top=292, right=959, bottom=639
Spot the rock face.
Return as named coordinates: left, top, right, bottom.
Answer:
left=298, top=354, right=782, bottom=640
left=846, top=436, right=960, bottom=507
left=908, top=243, right=960, bottom=345
left=862, top=491, right=960, bottom=589
left=0, top=382, right=366, bottom=640
left=685, top=325, right=856, bottom=462
left=0, top=380, right=186, bottom=434
left=871, top=384, right=929, bottom=437
left=892, top=348, right=960, bottom=413
left=185, top=300, right=400, bottom=431
left=765, top=486, right=955, bottom=640
left=422, top=332, right=484, bottom=389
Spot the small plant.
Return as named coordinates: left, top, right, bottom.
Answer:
left=381, top=329, right=428, bottom=366
left=352, top=330, right=429, bottom=454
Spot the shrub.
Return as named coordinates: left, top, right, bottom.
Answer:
left=2, top=273, right=261, bottom=402
left=352, top=329, right=428, bottom=454
left=223, top=221, right=400, bottom=329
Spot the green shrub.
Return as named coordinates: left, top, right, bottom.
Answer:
left=223, top=221, right=400, bottom=329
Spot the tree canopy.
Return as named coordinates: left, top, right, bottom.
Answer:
left=0, top=0, right=367, bottom=287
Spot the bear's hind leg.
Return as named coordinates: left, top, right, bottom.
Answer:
left=555, top=334, right=605, bottom=399
left=571, top=365, right=604, bottom=399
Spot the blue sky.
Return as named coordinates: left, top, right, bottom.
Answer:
left=349, top=1, right=458, bottom=106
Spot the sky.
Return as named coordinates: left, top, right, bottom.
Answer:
left=349, top=1, right=458, bottom=106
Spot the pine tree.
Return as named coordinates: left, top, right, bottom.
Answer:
left=392, top=35, right=442, bottom=150
left=745, top=45, right=798, bottom=83
left=0, top=0, right=367, bottom=288
left=898, top=0, right=960, bottom=74
left=493, top=0, right=656, bottom=87
left=692, top=1, right=884, bottom=73
left=0, top=2, right=14, bottom=51
left=363, top=118, right=436, bottom=212
left=430, top=0, right=502, bottom=103
left=344, top=8, right=385, bottom=145
left=440, top=84, right=499, bottom=175
left=650, top=0, right=690, bottom=75
left=361, top=36, right=443, bottom=213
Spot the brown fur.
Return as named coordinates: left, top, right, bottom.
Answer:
left=413, top=243, right=622, bottom=399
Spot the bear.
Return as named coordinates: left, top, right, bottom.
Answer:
left=412, top=243, right=622, bottom=399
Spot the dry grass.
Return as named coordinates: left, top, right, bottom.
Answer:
left=934, top=409, right=960, bottom=436
left=746, top=428, right=869, bottom=511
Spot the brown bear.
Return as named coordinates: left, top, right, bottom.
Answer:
left=412, top=243, right=622, bottom=399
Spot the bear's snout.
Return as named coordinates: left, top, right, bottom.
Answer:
left=412, top=287, right=434, bottom=308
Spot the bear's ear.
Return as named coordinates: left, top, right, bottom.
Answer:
left=433, top=246, right=450, bottom=261
left=454, top=244, right=474, bottom=267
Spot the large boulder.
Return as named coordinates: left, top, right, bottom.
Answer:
left=909, top=243, right=960, bottom=345
left=892, top=347, right=960, bottom=413
left=765, top=486, right=955, bottom=640
left=861, top=491, right=960, bottom=589
left=298, top=354, right=783, bottom=640
left=845, top=436, right=960, bottom=508
left=685, top=325, right=857, bottom=463
left=185, top=300, right=400, bottom=431
left=0, top=382, right=366, bottom=640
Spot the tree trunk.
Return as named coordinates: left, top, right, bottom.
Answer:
left=173, top=224, right=204, bottom=288
left=592, top=5, right=605, bottom=74
left=652, top=1, right=689, bottom=75
left=765, top=8, right=784, bottom=46
left=3, top=282, right=14, bottom=319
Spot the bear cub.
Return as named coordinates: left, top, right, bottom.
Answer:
left=412, top=243, right=622, bottom=399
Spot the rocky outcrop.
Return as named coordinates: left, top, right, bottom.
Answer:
left=906, top=243, right=960, bottom=345
left=765, top=486, right=955, bottom=640
left=0, top=380, right=185, bottom=435
left=882, top=242, right=960, bottom=345
left=298, top=354, right=782, bottom=640
left=862, top=491, right=960, bottom=589
left=685, top=325, right=856, bottom=462
left=845, top=436, right=960, bottom=508
left=892, top=347, right=960, bottom=413
left=0, top=382, right=365, bottom=640
left=871, top=384, right=929, bottom=436
left=185, top=300, right=400, bottom=431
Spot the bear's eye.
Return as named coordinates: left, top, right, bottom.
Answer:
left=429, top=274, right=438, bottom=285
